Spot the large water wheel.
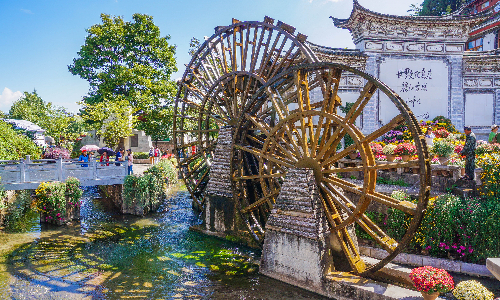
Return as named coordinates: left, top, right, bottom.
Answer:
left=173, top=17, right=317, bottom=209
left=232, top=62, right=431, bottom=274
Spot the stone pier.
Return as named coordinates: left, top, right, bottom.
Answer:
left=260, top=168, right=333, bottom=291
left=203, top=126, right=239, bottom=233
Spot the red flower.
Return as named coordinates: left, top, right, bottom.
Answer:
left=409, top=266, right=454, bottom=294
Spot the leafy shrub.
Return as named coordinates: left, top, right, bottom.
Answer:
left=134, top=152, right=150, bottom=159
left=144, top=159, right=178, bottom=185
left=386, top=192, right=500, bottom=264
left=432, top=116, right=458, bottom=133
left=65, top=177, right=83, bottom=206
left=123, top=174, right=163, bottom=209
left=35, top=181, right=66, bottom=222
left=0, top=120, right=41, bottom=160
left=477, top=153, right=500, bottom=200
left=123, top=159, right=178, bottom=211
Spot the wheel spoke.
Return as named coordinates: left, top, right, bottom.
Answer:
left=323, top=176, right=417, bottom=215
left=235, top=144, right=296, bottom=168
left=240, top=191, right=280, bottom=214
left=357, top=214, right=399, bottom=252
left=319, top=190, right=366, bottom=273
left=344, top=82, right=377, bottom=124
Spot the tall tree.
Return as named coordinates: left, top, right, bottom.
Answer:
left=68, top=13, right=178, bottom=147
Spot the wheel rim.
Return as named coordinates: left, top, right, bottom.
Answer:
left=232, top=62, right=431, bottom=274
left=174, top=18, right=317, bottom=208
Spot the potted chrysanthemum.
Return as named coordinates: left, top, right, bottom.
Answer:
left=394, top=143, right=417, bottom=162
left=382, top=144, right=397, bottom=162
left=409, top=266, right=454, bottom=300
left=453, top=280, right=494, bottom=300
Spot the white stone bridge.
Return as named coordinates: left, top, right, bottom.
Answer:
left=0, top=157, right=128, bottom=190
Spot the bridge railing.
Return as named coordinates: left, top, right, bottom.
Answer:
left=0, top=156, right=128, bottom=190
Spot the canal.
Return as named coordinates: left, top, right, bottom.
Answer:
left=0, top=185, right=328, bottom=299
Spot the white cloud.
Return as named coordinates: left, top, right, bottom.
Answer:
left=0, top=88, right=22, bottom=112
left=20, top=8, right=34, bottom=14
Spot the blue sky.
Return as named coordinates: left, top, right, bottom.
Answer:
left=0, top=0, right=419, bottom=113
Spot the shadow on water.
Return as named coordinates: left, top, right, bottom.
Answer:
left=0, top=186, right=328, bottom=299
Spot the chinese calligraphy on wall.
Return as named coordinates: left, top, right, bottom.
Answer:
left=379, top=59, right=449, bottom=125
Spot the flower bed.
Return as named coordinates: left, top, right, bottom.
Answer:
left=383, top=192, right=500, bottom=264
left=34, top=177, right=83, bottom=225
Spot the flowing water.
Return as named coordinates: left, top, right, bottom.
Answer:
left=0, top=186, right=328, bottom=299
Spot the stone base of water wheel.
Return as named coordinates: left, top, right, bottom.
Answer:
left=203, top=194, right=238, bottom=233
left=203, top=126, right=240, bottom=233
left=260, top=168, right=334, bottom=291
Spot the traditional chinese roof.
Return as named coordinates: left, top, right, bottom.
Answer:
left=463, top=49, right=500, bottom=73
left=331, top=0, right=488, bottom=44
left=3, top=119, right=45, bottom=132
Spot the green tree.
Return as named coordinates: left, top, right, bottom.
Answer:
left=136, top=106, right=173, bottom=147
left=68, top=13, right=178, bottom=147
left=79, top=98, right=134, bottom=148
left=0, top=120, right=41, bottom=160
left=8, top=90, right=84, bottom=148
left=418, top=0, right=466, bottom=16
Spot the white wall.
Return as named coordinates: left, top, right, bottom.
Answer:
left=465, top=93, right=494, bottom=126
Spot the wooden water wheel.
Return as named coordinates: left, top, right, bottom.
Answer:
left=232, top=62, right=431, bottom=274
left=173, top=17, right=317, bottom=209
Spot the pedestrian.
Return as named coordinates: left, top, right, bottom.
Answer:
left=100, top=151, right=109, bottom=166
left=154, top=147, right=160, bottom=164
left=115, top=148, right=124, bottom=166
left=78, top=150, right=89, bottom=167
left=460, top=126, right=476, bottom=181
left=489, top=124, right=499, bottom=144
left=425, top=127, right=435, bottom=147
left=127, top=149, right=134, bottom=175
left=149, top=146, right=154, bottom=165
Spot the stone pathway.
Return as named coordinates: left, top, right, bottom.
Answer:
left=133, top=163, right=151, bottom=175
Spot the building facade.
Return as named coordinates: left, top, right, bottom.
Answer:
left=321, top=0, right=498, bottom=139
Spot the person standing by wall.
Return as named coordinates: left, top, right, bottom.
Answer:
left=154, top=147, right=160, bottom=164
left=127, top=149, right=134, bottom=175
left=115, top=148, right=124, bottom=166
left=489, top=125, right=498, bottom=144
left=149, top=147, right=154, bottom=165
left=100, top=151, right=109, bottom=166
left=460, top=126, right=476, bottom=181
left=78, top=150, right=89, bottom=167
